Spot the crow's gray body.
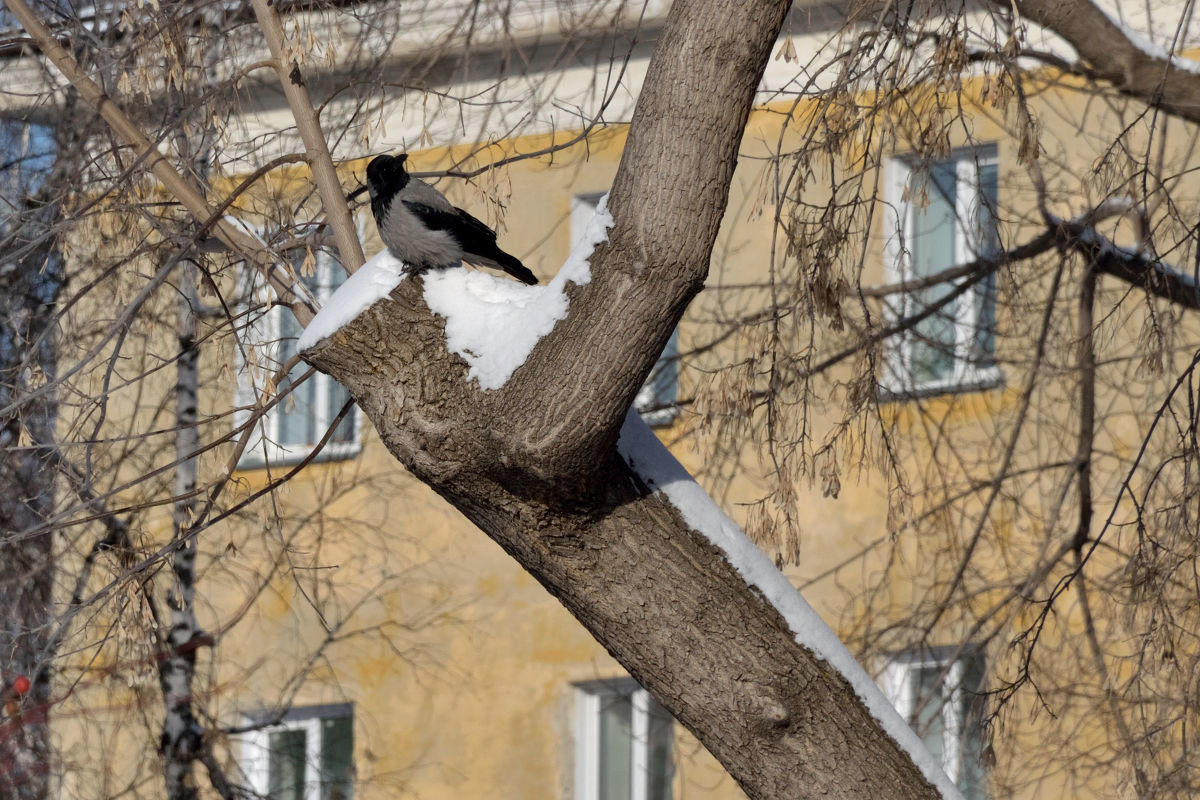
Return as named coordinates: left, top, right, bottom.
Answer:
left=366, top=154, right=537, bottom=285
left=375, top=180, right=460, bottom=267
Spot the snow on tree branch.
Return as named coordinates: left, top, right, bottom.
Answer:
left=617, top=409, right=965, bottom=800
left=1005, top=0, right=1200, bottom=124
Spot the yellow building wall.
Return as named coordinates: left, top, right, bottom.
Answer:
left=40, top=61, right=1200, bottom=800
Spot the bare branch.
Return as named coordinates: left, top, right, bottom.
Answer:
left=1005, top=0, right=1200, bottom=124
left=0, top=0, right=318, bottom=324
left=248, top=0, right=365, bottom=275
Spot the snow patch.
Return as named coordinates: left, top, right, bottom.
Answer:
left=422, top=271, right=567, bottom=389
left=557, top=192, right=611, bottom=288
left=421, top=195, right=612, bottom=390
left=616, top=409, right=965, bottom=800
left=294, top=195, right=613, bottom=381
left=297, top=248, right=406, bottom=351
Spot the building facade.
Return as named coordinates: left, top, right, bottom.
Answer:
left=2, top=0, right=1199, bottom=798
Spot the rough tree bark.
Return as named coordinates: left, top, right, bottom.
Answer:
left=299, top=1, right=945, bottom=798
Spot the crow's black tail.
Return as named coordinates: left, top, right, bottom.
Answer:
left=463, top=245, right=538, bottom=285
left=496, top=251, right=538, bottom=285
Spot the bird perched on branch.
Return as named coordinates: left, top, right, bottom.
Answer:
left=366, top=153, right=537, bottom=285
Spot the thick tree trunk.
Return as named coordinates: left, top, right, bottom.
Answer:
left=302, top=1, right=945, bottom=796
left=305, top=283, right=942, bottom=799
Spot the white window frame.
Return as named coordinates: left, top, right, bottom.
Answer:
left=241, top=704, right=353, bottom=800
left=572, top=192, right=679, bottom=426
left=574, top=680, right=672, bottom=800
left=235, top=244, right=361, bottom=468
left=881, top=653, right=978, bottom=790
left=882, top=148, right=1001, bottom=396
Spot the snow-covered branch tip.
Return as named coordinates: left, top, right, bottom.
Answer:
left=296, top=249, right=406, bottom=351
left=1007, top=0, right=1200, bottom=125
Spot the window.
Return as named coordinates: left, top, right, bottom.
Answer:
left=634, top=327, right=679, bottom=427
left=575, top=680, right=674, bottom=800
left=0, top=120, right=55, bottom=221
left=0, top=0, right=68, bottom=33
left=884, top=148, right=1000, bottom=394
left=236, top=246, right=359, bottom=466
left=242, top=703, right=354, bottom=800
left=882, top=650, right=987, bottom=799
left=572, top=193, right=679, bottom=425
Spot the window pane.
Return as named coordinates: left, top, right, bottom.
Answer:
left=972, top=162, right=999, bottom=258
left=277, top=309, right=317, bottom=447
left=908, top=162, right=959, bottom=384
left=972, top=272, right=997, bottom=370
left=0, top=0, right=66, bottom=31
left=268, top=728, right=307, bottom=800
left=320, top=716, right=354, bottom=800
left=957, top=658, right=988, bottom=800
left=910, top=665, right=947, bottom=767
left=326, top=378, right=356, bottom=444
left=646, top=697, right=674, bottom=800
left=636, top=328, right=679, bottom=425
left=911, top=161, right=959, bottom=277
left=972, top=163, right=999, bottom=367
left=599, top=694, right=634, bottom=800
left=0, top=122, right=55, bottom=228
left=322, top=256, right=347, bottom=295
left=274, top=262, right=358, bottom=450
left=886, top=655, right=988, bottom=798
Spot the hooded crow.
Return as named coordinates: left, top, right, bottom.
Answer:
left=365, top=154, right=537, bottom=285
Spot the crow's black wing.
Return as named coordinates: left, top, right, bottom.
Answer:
left=401, top=201, right=498, bottom=252
left=401, top=200, right=537, bottom=285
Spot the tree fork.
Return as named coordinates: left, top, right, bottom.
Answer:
left=301, top=277, right=944, bottom=800
left=300, top=0, right=946, bottom=796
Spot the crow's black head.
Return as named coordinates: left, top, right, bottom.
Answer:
left=365, top=154, right=410, bottom=219
left=366, top=153, right=410, bottom=195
